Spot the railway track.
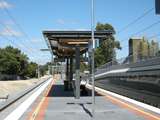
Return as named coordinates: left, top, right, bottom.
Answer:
left=95, top=80, right=160, bottom=108
left=0, top=77, right=51, bottom=112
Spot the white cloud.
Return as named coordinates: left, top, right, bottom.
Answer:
left=30, top=38, right=40, bottom=43
left=70, top=20, right=78, bottom=24
left=0, top=26, right=22, bottom=37
left=18, top=43, right=26, bottom=48
left=0, top=1, right=12, bottom=9
left=57, top=19, right=65, bottom=25
left=72, top=29, right=89, bottom=31
left=49, top=28, right=89, bottom=31
left=3, top=20, right=15, bottom=25
left=56, top=19, right=79, bottom=25
left=30, top=38, right=46, bottom=45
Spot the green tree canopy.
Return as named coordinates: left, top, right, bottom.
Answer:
left=96, top=22, right=115, bottom=32
left=0, top=46, right=28, bottom=75
left=95, top=22, right=121, bottom=67
left=0, top=46, right=38, bottom=79
left=25, top=62, right=38, bottom=78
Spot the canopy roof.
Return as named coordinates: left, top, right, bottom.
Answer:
left=43, top=30, right=114, bottom=58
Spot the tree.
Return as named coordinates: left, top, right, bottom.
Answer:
left=157, top=50, right=160, bottom=56
left=0, top=46, right=23, bottom=75
left=0, top=46, right=38, bottom=79
left=94, top=22, right=121, bottom=67
left=39, top=62, right=51, bottom=76
left=96, top=22, right=115, bottom=32
left=80, top=62, right=89, bottom=72
left=0, top=49, right=20, bottom=74
left=25, top=62, right=38, bottom=78
left=94, top=47, right=106, bottom=67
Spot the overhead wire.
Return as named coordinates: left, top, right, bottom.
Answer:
left=0, top=20, right=36, bottom=55
left=118, top=19, right=160, bottom=45
left=117, top=37, right=160, bottom=59
left=109, top=7, right=156, bottom=60
left=0, top=0, right=49, bottom=63
left=148, top=33, right=160, bottom=39
left=130, top=20, right=160, bottom=37
left=117, top=8, right=154, bottom=34
left=0, top=33, right=34, bottom=58
left=0, top=0, right=40, bottom=53
left=116, top=7, right=155, bottom=45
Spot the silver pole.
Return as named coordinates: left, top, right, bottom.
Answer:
left=91, top=0, right=95, bottom=118
left=38, top=64, right=40, bottom=80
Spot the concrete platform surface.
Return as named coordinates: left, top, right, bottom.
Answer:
left=16, top=76, right=160, bottom=120
left=44, top=97, right=146, bottom=120
left=30, top=79, right=154, bottom=120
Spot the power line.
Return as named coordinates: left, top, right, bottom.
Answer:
left=148, top=33, right=160, bottom=39
left=0, top=33, right=31, bottom=54
left=0, top=20, right=42, bottom=60
left=118, top=20, right=160, bottom=44
left=118, top=39, right=160, bottom=54
left=0, top=0, right=40, bottom=53
left=131, top=20, right=160, bottom=37
left=0, top=0, right=49, bottom=63
left=117, top=8, right=154, bottom=34
left=0, top=21, right=35, bottom=54
left=0, top=33, right=46, bottom=61
left=0, top=20, right=48, bottom=61
left=0, top=34, right=15, bottom=46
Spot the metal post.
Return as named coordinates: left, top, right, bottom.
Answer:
left=75, top=45, right=80, bottom=99
left=52, top=65, right=54, bottom=75
left=56, top=62, right=57, bottom=74
left=38, top=64, right=40, bottom=80
left=51, top=56, right=54, bottom=77
left=48, top=65, right=50, bottom=75
left=155, top=0, right=160, bottom=14
left=66, top=58, right=69, bottom=80
left=64, top=58, right=69, bottom=91
left=69, top=57, right=73, bottom=90
left=61, top=62, right=63, bottom=79
left=91, top=0, right=95, bottom=118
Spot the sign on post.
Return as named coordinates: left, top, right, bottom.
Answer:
left=54, top=58, right=65, bottom=62
left=155, top=0, right=160, bottom=14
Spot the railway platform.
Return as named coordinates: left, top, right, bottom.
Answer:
left=20, top=76, right=160, bottom=120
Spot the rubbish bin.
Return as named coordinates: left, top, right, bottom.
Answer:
left=64, top=80, right=68, bottom=91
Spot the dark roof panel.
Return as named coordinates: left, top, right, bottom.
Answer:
left=43, top=30, right=114, bottom=58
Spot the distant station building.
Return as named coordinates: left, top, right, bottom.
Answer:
left=128, top=37, right=159, bottom=63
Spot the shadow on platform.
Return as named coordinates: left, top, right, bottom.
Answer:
left=47, top=84, right=101, bottom=97
left=47, top=85, right=74, bottom=97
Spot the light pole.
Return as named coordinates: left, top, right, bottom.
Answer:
left=91, top=0, right=95, bottom=119
left=37, top=64, right=40, bottom=80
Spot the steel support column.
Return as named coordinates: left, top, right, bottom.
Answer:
left=64, top=58, right=69, bottom=91
left=66, top=58, right=69, bottom=80
left=69, top=57, right=73, bottom=90
left=75, top=46, right=80, bottom=99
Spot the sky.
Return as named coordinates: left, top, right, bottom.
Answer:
left=0, top=0, right=160, bottom=64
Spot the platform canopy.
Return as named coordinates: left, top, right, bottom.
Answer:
left=43, top=30, right=114, bottom=58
